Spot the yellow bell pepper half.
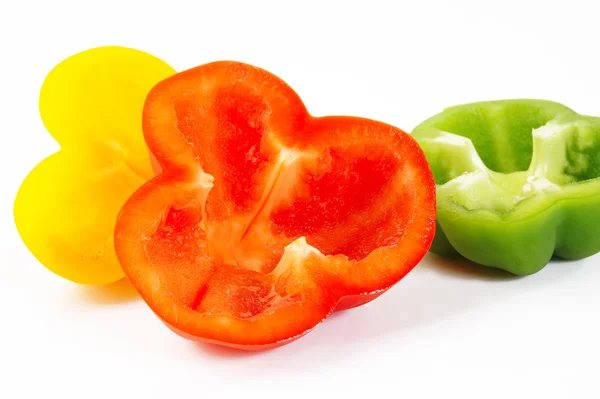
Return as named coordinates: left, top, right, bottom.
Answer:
left=14, top=46, right=176, bottom=285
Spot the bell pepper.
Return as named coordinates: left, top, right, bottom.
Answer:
left=14, top=46, right=175, bottom=284
left=412, top=99, right=600, bottom=275
left=114, top=61, right=436, bottom=349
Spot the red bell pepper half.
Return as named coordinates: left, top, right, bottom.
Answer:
left=114, top=61, right=436, bottom=350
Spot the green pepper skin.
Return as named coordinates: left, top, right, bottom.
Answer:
left=412, top=99, right=600, bottom=275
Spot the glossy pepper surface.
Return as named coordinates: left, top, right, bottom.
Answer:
left=412, top=99, right=600, bottom=275
left=14, top=46, right=175, bottom=284
left=114, top=61, right=436, bottom=350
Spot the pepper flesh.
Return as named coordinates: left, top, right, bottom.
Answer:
left=14, top=46, right=175, bottom=284
left=412, top=99, right=600, bottom=275
left=114, top=61, right=436, bottom=349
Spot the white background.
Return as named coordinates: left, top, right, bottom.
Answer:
left=2, top=0, right=599, bottom=398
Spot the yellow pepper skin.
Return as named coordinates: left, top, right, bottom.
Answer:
left=14, top=46, right=175, bottom=285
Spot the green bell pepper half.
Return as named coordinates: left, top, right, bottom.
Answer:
left=412, top=99, right=600, bottom=275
